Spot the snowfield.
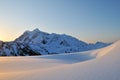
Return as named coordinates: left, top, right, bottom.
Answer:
left=0, top=40, right=120, bottom=80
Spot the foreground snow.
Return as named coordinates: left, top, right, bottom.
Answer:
left=0, top=40, right=120, bottom=80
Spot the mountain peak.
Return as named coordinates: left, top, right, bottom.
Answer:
left=32, top=28, right=48, bottom=35
left=33, top=28, right=40, bottom=32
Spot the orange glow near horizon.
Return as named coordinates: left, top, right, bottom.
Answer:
left=0, top=28, right=21, bottom=42
left=0, top=32, right=14, bottom=41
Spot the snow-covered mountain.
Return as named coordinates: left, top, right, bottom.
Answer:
left=0, top=28, right=110, bottom=56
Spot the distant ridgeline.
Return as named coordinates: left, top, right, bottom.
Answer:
left=0, top=28, right=111, bottom=56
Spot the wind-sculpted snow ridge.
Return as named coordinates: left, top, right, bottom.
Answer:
left=0, top=40, right=120, bottom=80
left=0, top=28, right=110, bottom=56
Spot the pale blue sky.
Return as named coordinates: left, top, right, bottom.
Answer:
left=0, top=0, right=120, bottom=43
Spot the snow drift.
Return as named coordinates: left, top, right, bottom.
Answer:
left=0, top=40, right=120, bottom=80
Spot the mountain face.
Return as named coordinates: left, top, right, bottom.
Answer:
left=0, top=28, right=110, bottom=56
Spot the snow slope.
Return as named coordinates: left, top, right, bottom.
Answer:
left=0, top=40, right=119, bottom=80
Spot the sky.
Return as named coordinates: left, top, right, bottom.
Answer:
left=0, top=0, right=120, bottom=43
